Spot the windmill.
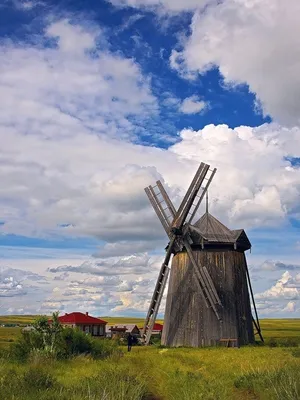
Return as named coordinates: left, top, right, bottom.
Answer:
left=142, top=162, right=263, bottom=347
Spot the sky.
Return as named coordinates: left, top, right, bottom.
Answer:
left=0, top=0, right=300, bottom=319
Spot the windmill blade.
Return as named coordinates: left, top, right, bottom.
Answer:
left=183, top=237, right=222, bottom=321
left=145, top=181, right=177, bottom=237
left=156, top=180, right=176, bottom=218
left=187, top=168, right=217, bottom=224
left=145, top=186, right=171, bottom=236
left=173, top=163, right=216, bottom=230
left=142, top=236, right=176, bottom=345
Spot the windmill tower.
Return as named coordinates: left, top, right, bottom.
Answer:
left=142, top=162, right=263, bottom=347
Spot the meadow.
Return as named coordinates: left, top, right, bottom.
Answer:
left=0, top=317, right=300, bottom=399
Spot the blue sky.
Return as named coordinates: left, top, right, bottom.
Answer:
left=0, top=0, right=299, bottom=318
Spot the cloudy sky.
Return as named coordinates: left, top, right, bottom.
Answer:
left=0, top=0, right=299, bottom=318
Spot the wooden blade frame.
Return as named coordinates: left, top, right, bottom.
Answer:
left=141, top=237, right=175, bottom=345
left=172, top=163, right=209, bottom=230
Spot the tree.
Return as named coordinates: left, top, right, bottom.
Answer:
left=33, top=311, right=62, bottom=354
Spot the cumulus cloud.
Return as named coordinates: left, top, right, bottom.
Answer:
left=170, top=0, right=300, bottom=126
left=1, top=121, right=300, bottom=243
left=283, top=301, right=297, bottom=313
left=170, top=124, right=300, bottom=228
left=255, top=271, right=300, bottom=301
left=0, top=266, right=46, bottom=297
left=179, top=95, right=208, bottom=114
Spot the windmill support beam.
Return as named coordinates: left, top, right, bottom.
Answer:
left=243, top=253, right=264, bottom=342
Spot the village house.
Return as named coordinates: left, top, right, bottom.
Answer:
left=56, top=312, right=107, bottom=336
left=106, top=324, right=140, bottom=339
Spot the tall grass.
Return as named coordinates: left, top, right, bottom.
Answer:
left=1, top=346, right=300, bottom=399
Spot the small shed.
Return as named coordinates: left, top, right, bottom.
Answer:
left=107, top=324, right=140, bottom=339
left=55, top=312, right=107, bottom=336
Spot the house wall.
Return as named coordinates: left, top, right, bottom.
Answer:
left=73, top=324, right=105, bottom=336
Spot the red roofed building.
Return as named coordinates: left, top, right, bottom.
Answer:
left=57, top=312, right=107, bottom=336
left=152, top=323, right=163, bottom=335
left=139, top=323, right=163, bottom=336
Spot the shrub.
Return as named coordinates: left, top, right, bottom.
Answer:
left=60, top=327, right=93, bottom=358
left=10, top=313, right=120, bottom=362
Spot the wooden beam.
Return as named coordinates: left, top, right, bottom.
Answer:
left=188, top=168, right=217, bottom=224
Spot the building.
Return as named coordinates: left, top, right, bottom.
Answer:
left=106, top=324, right=140, bottom=339
left=139, top=323, right=163, bottom=336
left=152, top=323, right=163, bottom=335
left=55, top=312, right=107, bottom=336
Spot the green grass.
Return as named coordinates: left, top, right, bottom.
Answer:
left=1, top=346, right=300, bottom=399
left=0, top=315, right=39, bottom=325
left=0, top=327, right=22, bottom=348
left=1, top=317, right=300, bottom=399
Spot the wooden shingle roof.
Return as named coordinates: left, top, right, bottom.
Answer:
left=190, top=212, right=251, bottom=250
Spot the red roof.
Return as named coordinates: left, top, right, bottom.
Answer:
left=153, top=323, right=163, bottom=331
left=138, top=323, right=163, bottom=331
left=57, top=312, right=107, bottom=325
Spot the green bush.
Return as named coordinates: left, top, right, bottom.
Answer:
left=10, top=313, right=120, bottom=362
left=60, top=327, right=93, bottom=357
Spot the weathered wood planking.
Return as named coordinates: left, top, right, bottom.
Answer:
left=162, top=248, right=254, bottom=347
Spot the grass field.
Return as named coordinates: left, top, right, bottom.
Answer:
left=1, top=316, right=300, bottom=399
left=1, top=344, right=300, bottom=399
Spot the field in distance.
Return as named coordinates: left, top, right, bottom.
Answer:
left=1, top=316, right=300, bottom=349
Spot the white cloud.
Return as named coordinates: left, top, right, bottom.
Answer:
left=0, top=266, right=46, bottom=297
left=170, top=0, right=300, bottom=126
left=255, top=271, right=300, bottom=301
left=48, top=254, right=153, bottom=276
left=1, top=121, right=300, bottom=243
left=179, top=95, right=208, bottom=114
left=283, top=301, right=296, bottom=313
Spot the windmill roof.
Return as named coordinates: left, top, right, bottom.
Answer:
left=190, top=212, right=251, bottom=249
left=194, top=212, right=234, bottom=242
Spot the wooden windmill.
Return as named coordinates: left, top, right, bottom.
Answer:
left=142, top=162, right=263, bottom=347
